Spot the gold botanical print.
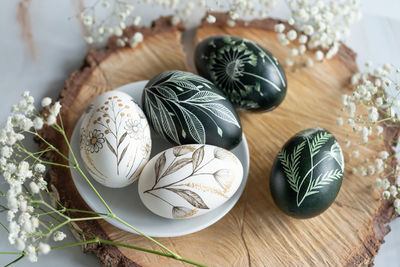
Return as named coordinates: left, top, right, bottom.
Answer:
left=178, top=182, right=229, bottom=198
left=172, top=206, right=198, bottom=219
left=92, top=95, right=132, bottom=175
left=143, top=145, right=236, bottom=218
left=86, top=129, right=105, bottom=153
left=81, top=93, right=151, bottom=183
left=82, top=112, right=108, bottom=181
left=124, top=119, right=143, bottom=140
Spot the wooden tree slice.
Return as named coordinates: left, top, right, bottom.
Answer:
left=39, top=13, right=398, bottom=266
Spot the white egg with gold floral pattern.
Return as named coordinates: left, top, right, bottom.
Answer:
left=138, top=144, right=243, bottom=219
left=80, top=91, right=151, bottom=188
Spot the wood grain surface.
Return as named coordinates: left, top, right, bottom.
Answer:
left=38, top=13, right=398, bottom=266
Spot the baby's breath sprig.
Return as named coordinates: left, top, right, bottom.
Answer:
left=0, top=92, right=205, bottom=266
left=75, top=0, right=277, bottom=46
left=338, top=62, right=400, bottom=215
left=274, top=0, right=362, bottom=68
left=76, top=0, right=142, bottom=47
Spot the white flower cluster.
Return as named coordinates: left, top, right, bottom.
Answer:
left=275, top=0, right=361, bottom=67
left=167, top=0, right=276, bottom=27
left=79, top=1, right=143, bottom=47
left=78, top=0, right=278, bottom=45
left=0, top=92, right=66, bottom=262
left=338, top=62, right=400, bottom=215
left=226, top=0, right=276, bottom=25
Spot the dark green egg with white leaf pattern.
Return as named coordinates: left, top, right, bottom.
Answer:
left=142, top=70, right=242, bottom=150
left=270, top=128, right=344, bottom=219
left=195, top=35, right=287, bottom=112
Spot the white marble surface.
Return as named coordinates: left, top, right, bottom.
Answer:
left=0, top=0, right=399, bottom=266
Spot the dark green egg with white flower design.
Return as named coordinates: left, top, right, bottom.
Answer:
left=142, top=70, right=242, bottom=150
left=195, top=35, right=287, bottom=112
left=270, top=128, right=344, bottom=219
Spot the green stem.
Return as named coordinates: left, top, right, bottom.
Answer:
left=33, top=201, right=69, bottom=220
left=51, top=238, right=207, bottom=267
left=99, top=239, right=207, bottom=267
left=44, top=186, right=64, bottom=209
left=55, top=123, right=113, bottom=214
left=75, top=166, right=113, bottom=213
left=43, top=208, right=205, bottom=267
left=26, top=130, right=71, bottom=163
left=66, top=209, right=108, bottom=216
left=45, top=215, right=107, bottom=240
left=113, top=216, right=182, bottom=260
left=51, top=239, right=100, bottom=250
left=15, top=143, right=71, bottom=168
left=70, top=216, right=108, bottom=222
left=0, top=220, right=9, bottom=233
left=4, top=254, right=25, bottom=267
left=377, top=117, right=395, bottom=123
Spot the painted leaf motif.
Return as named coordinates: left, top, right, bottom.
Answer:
left=118, top=132, right=128, bottom=149
left=155, top=152, right=166, bottom=181
left=171, top=71, right=211, bottom=85
left=180, top=107, right=206, bottom=144
left=152, top=70, right=174, bottom=84
left=330, top=142, right=344, bottom=171
left=145, top=94, right=165, bottom=139
left=309, top=131, right=332, bottom=157
left=186, top=91, right=225, bottom=103
left=294, top=141, right=343, bottom=207
left=155, top=98, right=180, bottom=144
left=173, top=146, right=192, bottom=157
left=192, top=145, right=205, bottom=170
left=118, top=144, right=129, bottom=166
left=201, top=103, right=241, bottom=128
left=308, top=169, right=343, bottom=195
left=179, top=183, right=228, bottom=198
left=174, top=80, right=200, bottom=92
left=105, top=138, right=117, bottom=157
left=156, top=87, right=178, bottom=100
left=172, top=206, right=197, bottom=219
left=166, top=188, right=209, bottom=209
left=277, top=140, right=306, bottom=193
left=217, top=126, right=223, bottom=137
left=162, top=158, right=192, bottom=178
left=213, top=169, right=232, bottom=192
left=214, top=148, right=230, bottom=160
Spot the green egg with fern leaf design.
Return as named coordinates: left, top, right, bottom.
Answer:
left=195, top=35, right=287, bottom=112
left=270, top=128, right=344, bottom=219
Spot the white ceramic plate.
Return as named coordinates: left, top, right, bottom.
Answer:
left=69, top=80, right=250, bottom=237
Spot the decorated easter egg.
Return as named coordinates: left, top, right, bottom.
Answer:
left=195, top=35, right=287, bottom=112
left=138, top=144, right=243, bottom=219
left=270, top=128, right=344, bottom=218
left=142, top=70, right=242, bottom=150
left=80, top=91, right=151, bottom=188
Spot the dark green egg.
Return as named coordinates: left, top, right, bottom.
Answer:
left=194, top=35, right=287, bottom=112
left=142, top=70, right=242, bottom=150
left=270, top=128, right=344, bottom=219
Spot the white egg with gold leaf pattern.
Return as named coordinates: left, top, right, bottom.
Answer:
left=138, top=144, right=243, bottom=219
left=80, top=91, right=151, bottom=188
